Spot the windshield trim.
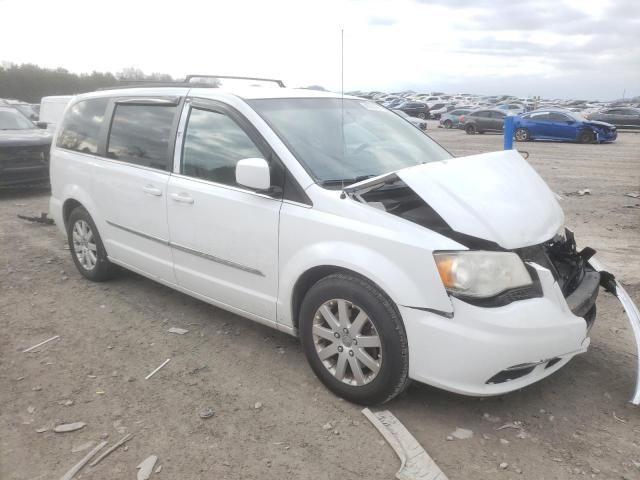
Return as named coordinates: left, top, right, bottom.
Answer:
left=247, top=98, right=453, bottom=189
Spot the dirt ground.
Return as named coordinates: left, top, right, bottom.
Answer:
left=1, top=126, right=639, bottom=480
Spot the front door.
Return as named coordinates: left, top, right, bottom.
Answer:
left=167, top=100, right=282, bottom=322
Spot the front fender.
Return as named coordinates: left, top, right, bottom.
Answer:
left=277, top=240, right=453, bottom=329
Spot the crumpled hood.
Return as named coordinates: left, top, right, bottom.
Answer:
left=583, top=119, right=615, bottom=129
left=0, top=129, right=52, bottom=148
left=348, top=150, right=564, bottom=249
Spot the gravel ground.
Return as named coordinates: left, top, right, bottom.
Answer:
left=1, top=125, right=639, bottom=480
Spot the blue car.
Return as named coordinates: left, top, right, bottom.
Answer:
left=513, top=109, right=617, bottom=143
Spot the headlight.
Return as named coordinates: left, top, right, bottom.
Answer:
left=433, top=251, right=532, bottom=298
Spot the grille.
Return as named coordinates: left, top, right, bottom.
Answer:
left=0, top=145, right=49, bottom=167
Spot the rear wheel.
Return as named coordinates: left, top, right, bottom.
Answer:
left=515, top=127, right=530, bottom=141
left=299, top=273, right=409, bottom=405
left=465, top=124, right=476, bottom=134
left=67, top=206, right=116, bottom=281
left=578, top=129, right=594, bottom=143
left=443, top=119, right=453, bottom=129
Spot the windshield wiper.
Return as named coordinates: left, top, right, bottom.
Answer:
left=319, top=175, right=377, bottom=187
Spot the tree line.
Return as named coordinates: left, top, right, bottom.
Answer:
left=0, top=64, right=176, bottom=103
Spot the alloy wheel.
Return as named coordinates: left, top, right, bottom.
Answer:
left=515, top=128, right=528, bottom=141
left=72, top=220, right=97, bottom=271
left=312, top=299, right=382, bottom=386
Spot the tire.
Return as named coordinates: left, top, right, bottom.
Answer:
left=578, top=129, right=594, bottom=144
left=299, top=273, right=410, bottom=405
left=67, top=206, right=116, bottom=281
left=465, top=124, right=476, bottom=134
left=417, top=112, right=426, bottom=119
left=515, top=127, right=530, bottom=141
left=443, top=120, right=453, bottom=129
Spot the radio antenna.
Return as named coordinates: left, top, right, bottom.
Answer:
left=340, top=28, right=345, bottom=194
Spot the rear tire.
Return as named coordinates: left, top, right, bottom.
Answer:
left=443, top=120, right=453, bottom=129
left=299, top=273, right=410, bottom=405
left=578, top=129, right=594, bottom=143
left=67, top=206, right=116, bottom=282
left=465, top=124, right=476, bottom=134
left=515, top=127, right=530, bottom=141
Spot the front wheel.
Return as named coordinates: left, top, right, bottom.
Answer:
left=299, top=273, right=409, bottom=405
left=578, top=129, right=594, bottom=143
left=417, top=112, right=426, bottom=119
left=67, top=206, right=116, bottom=281
left=515, top=127, right=530, bottom=141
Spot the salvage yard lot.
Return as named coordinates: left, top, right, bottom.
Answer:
left=1, top=127, right=639, bottom=480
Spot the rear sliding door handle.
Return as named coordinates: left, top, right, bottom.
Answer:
left=142, top=185, right=163, bottom=196
left=170, top=192, right=194, bottom=204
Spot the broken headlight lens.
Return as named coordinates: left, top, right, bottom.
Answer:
left=433, top=251, right=533, bottom=298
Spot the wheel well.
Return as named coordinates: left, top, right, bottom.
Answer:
left=291, top=266, right=389, bottom=331
left=62, top=199, right=83, bottom=229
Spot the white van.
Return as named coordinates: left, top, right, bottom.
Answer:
left=48, top=78, right=639, bottom=405
left=39, top=95, right=73, bottom=131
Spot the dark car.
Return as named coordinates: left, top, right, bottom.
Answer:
left=513, top=109, right=617, bottom=143
left=459, top=109, right=508, bottom=134
left=586, top=107, right=640, bottom=129
left=396, top=101, right=429, bottom=119
left=0, top=107, right=52, bottom=187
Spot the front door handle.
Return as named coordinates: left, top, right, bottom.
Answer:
left=170, top=192, right=194, bottom=204
left=143, top=185, right=163, bottom=196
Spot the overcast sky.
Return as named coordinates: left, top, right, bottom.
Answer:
left=1, top=0, right=638, bottom=99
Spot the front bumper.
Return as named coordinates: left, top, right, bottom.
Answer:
left=0, top=145, right=50, bottom=187
left=402, top=261, right=592, bottom=396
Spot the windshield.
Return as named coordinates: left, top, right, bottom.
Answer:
left=15, top=104, right=38, bottom=119
left=249, top=98, right=451, bottom=186
left=0, top=108, right=35, bottom=130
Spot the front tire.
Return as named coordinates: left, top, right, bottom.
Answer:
left=515, top=127, right=530, bottom=141
left=578, top=129, right=594, bottom=143
left=418, top=112, right=426, bottom=119
left=299, top=273, right=409, bottom=405
left=67, top=206, right=116, bottom=281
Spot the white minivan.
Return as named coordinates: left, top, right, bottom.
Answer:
left=49, top=78, right=639, bottom=405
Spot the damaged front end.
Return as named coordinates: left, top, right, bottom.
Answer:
left=344, top=150, right=640, bottom=404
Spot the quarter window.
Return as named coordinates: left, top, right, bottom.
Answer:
left=107, top=104, right=176, bottom=170
left=56, top=98, right=109, bottom=154
left=181, top=108, right=263, bottom=187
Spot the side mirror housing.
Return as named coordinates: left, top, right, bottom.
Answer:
left=236, top=158, right=270, bottom=191
left=36, top=121, right=48, bottom=129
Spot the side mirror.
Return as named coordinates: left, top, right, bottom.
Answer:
left=236, top=158, right=270, bottom=191
left=36, top=121, right=48, bottom=129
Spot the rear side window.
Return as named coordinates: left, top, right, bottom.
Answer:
left=107, top=104, right=176, bottom=170
left=181, top=108, right=263, bottom=187
left=56, top=98, right=109, bottom=154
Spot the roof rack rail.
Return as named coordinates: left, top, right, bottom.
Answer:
left=185, top=75, right=286, bottom=88
left=97, top=82, right=198, bottom=91
left=96, top=75, right=286, bottom=91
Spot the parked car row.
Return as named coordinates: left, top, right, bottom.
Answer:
left=350, top=90, right=640, bottom=129
left=437, top=106, right=618, bottom=144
